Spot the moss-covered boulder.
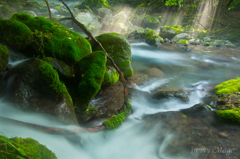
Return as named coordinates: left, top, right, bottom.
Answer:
left=0, top=59, right=78, bottom=125
left=10, top=13, right=91, bottom=64
left=216, top=108, right=240, bottom=125
left=145, top=30, right=163, bottom=47
left=141, top=14, right=160, bottom=29
left=177, top=39, right=189, bottom=45
left=0, top=19, right=33, bottom=50
left=171, top=33, right=191, bottom=42
left=102, top=66, right=119, bottom=86
left=90, top=32, right=133, bottom=77
left=0, top=134, right=57, bottom=159
left=160, top=25, right=183, bottom=39
left=215, top=78, right=240, bottom=95
left=196, top=30, right=207, bottom=39
left=0, top=44, right=9, bottom=76
left=74, top=51, right=106, bottom=112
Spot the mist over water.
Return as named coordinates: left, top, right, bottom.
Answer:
left=2, top=40, right=240, bottom=158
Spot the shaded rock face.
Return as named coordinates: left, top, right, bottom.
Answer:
left=151, top=90, right=189, bottom=102
left=91, top=81, right=124, bottom=117
left=74, top=9, right=102, bottom=31
left=90, top=32, right=133, bottom=77
left=160, top=27, right=176, bottom=39
left=0, top=59, right=78, bottom=125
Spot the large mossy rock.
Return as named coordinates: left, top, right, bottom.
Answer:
left=90, top=33, right=133, bottom=77
left=0, top=135, right=57, bottom=159
left=171, top=33, right=191, bottom=42
left=130, top=14, right=160, bottom=29
left=9, top=13, right=91, bottom=64
left=145, top=30, right=163, bottom=47
left=215, top=78, right=240, bottom=95
left=74, top=9, right=102, bottom=31
left=0, top=19, right=33, bottom=50
left=0, top=59, right=78, bottom=125
left=74, top=51, right=107, bottom=112
left=0, top=44, right=9, bottom=76
left=160, top=25, right=183, bottom=39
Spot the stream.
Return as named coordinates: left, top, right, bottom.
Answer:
left=1, top=41, right=240, bottom=158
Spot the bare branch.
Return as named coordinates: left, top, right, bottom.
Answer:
left=44, top=0, right=53, bottom=21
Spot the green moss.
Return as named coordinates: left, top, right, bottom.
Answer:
left=0, top=19, right=33, bottom=50
left=177, top=40, right=188, bottom=44
left=164, top=25, right=183, bottom=34
left=88, top=107, right=98, bottom=112
left=122, top=69, right=134, bottom=78
left=10, top=13, right=91, bottom=64
left=196, top=30, right=207, bottom=39
left=91, top=32, right=133, bottom=78
left=102, top=66, right=119, bottom=86
left=0, top=44, right=9, bottom=76
left=75, top=51, right=107, bottom=111
left=0, top=134, right=57, bottom=159
left=11, top=13, right=32, bottom=23
left=145, top=30, right=154, bottom=42
left=216, top=108, right=240, bottom=125
left=215, top=78, right=240, bottom=95
left=102, top=99, right=132, bottom=129
left=39, top=61, right=73, bottom=106
left=54, top=6, right=62, bottom=9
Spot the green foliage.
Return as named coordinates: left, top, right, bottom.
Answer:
left=75, top=51, right=107, bottom=111
left=165, top=0, right=183, bottom=6
left=0, top=133, right=57, bottom=159
left=228, top=0, right=240, bottom=10
left=215, top=78, right=240, bottom=95
left=228, top=31, right=240, bottom=42
left=102, top=99, right=132, bottom=129
left=0, top=44, right=9, bottom=76
left=216, top=108, right=240, bottom=125
left=184, top=25, right=194, bottom=31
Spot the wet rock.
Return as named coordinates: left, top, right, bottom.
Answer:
left=139, top=67, right=165, bottom=78
left=76, top=107, right=98, bottom=122
left=91, top=81, right=124, bottom=117
left=0, top=59, right=78, bottom=125
left=203, top=37, right=211, bottom=42
left=151, top=90, right=189, bottom=102
left=171, top=33, right=191, bottom=43
left=97, top=8, right=112, bottom=25
left=74, top=9, right=102, bottom=31
left=180, top=103, right=212, bottom=118
left=145, top=30, right=163, bottom=47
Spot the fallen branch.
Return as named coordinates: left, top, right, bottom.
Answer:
left=0, top=116, right=105, bottom=134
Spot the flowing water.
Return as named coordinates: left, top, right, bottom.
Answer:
left=1, top=42, right=240, bottom=158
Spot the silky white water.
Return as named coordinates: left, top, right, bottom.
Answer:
left=1, top=43, right=240, bottom=159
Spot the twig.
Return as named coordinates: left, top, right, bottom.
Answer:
left=44, top=0, right=53, bottom=21
left=59, top=0, right=129, bottom=110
